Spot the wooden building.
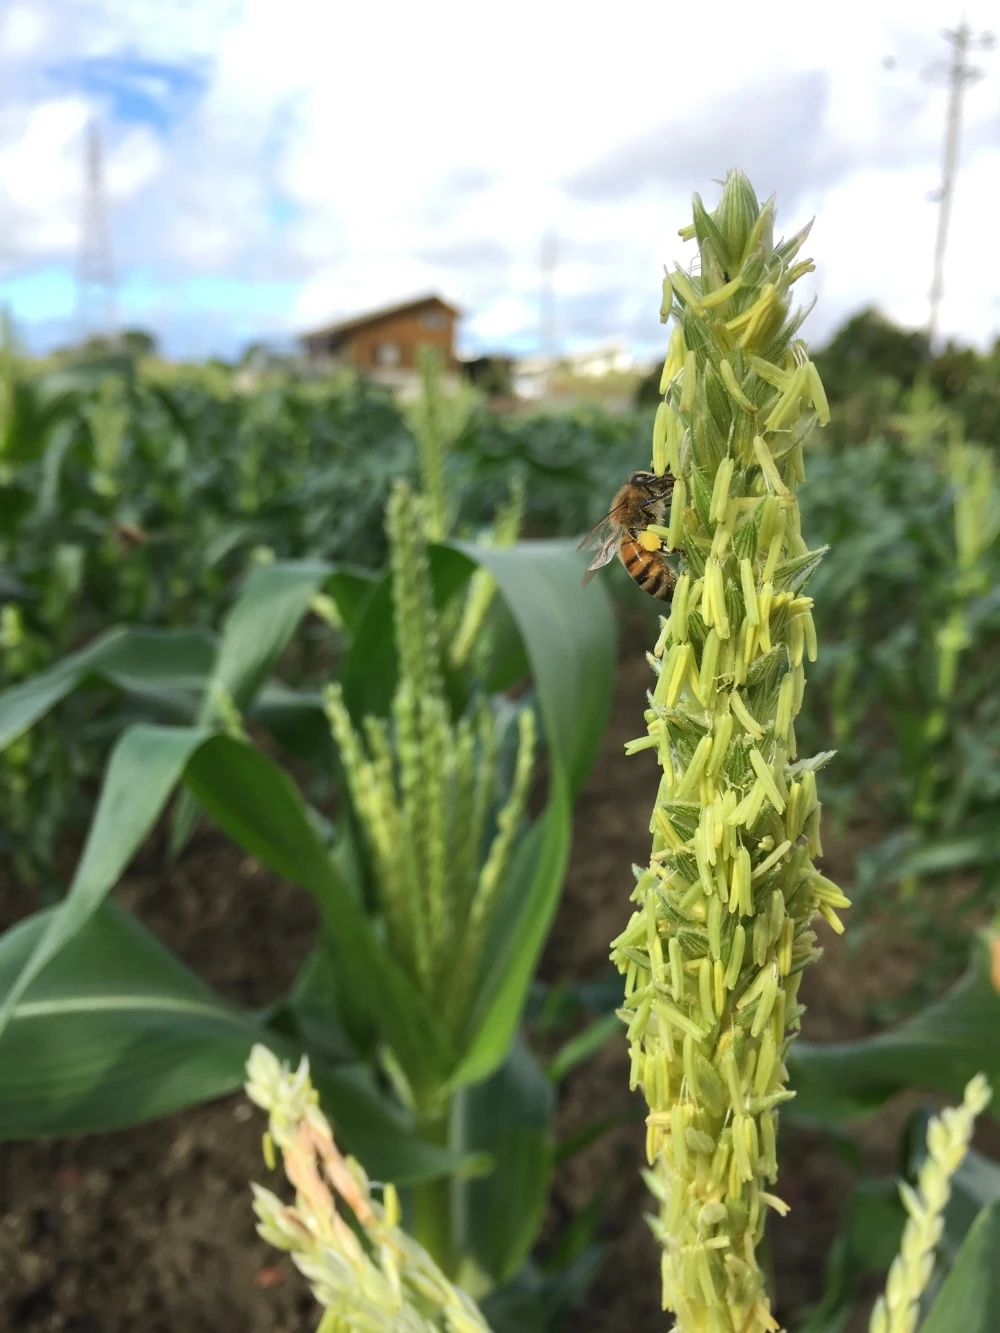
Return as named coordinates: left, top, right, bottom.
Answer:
left=301, top=294, right=460, bottom=372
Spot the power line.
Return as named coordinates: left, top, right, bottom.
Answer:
left=76, top=119, right=118, bottom=344
left=925, top=21, right=993, bottom=349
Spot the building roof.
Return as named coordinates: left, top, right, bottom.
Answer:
left=301, top=294, right=461, bottom=344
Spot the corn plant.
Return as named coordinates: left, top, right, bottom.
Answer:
left=0, top=358, right=617, bottom=1318
left=606, top=171, right=1000, bottom=1333
left=607, top=170, right=835, bottom=1331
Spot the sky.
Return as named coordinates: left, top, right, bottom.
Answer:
left=0, top=0, right=997, bottom=362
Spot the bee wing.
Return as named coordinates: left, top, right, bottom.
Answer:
left=581, top=528, right=622, bottom=584
left=577, top=497, right=629, bottom=553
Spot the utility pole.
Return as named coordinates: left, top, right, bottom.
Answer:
left=926, top=21, right=993, bottom=350
left=76, top=119, right=118, bottom=345
left=540, top=230, right=557, bottom=395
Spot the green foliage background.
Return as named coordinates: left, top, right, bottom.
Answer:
left=2, top=301, right=1000, bottom=1329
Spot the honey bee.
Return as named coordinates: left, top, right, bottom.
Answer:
left=578, top=470, right=679, bottom=600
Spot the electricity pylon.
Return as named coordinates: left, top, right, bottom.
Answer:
left=76, top=119, right=118, bottom=344
left=926, top=21, right=994, bottom=349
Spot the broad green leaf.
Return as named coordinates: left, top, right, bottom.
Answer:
left=0, top=625, right=218, bottom=748
left=208, top=559, right=333, bottom=710
left=0, top=625, right=128, bottom=748
left=450, top=539, right=616, bottom=795
left=479, top=594, right=531, bottom=696
left=98, top=627, right=217, bottom=717
left=788, top=933, right=1000, bottom=1124
left=942, top=1146, right=1000, bottom=1264
left=449, top=779, right=572, bottom=1090
left=339, top=571, right=394, bottom=721
left=896, top=834, right=1000, bottom=879
left=0, top=613, right=329, bottom=777
left=0, top=560, right=348, bottom=758
left=326, top=566, right=381, bottom=632
left=0, top=724, right=211, bottom=1038
left=0, top=903, right=463, bottom=1185
left=251, top=683, right=332, bottom=765
left=340, top=547, right=474, bottom=723
left=95, top=627, right=217, bottom=692
left=182, top=734, right=458, bottom=1093
left=453, top=1038, right=555, bottom=1284
left=0, top=902, right=267, bottom=1136
left=172, top=559, right=335, bottom=857
left=921, top=1198, right=1000, bottom=1333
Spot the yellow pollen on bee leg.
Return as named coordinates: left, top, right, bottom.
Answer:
left=638, top=529, right=663, bottom=552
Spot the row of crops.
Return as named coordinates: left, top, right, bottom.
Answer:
left=2, top=187, right=1000, bottom=1333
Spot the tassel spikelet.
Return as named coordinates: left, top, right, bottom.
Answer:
left=611, top=171, right=843, bottom=1332
left=869, top=1074, right=992, bottom=1333
left=245, top=1045, right=490, bottom=1332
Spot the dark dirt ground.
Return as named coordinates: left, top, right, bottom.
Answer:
left=0, top=632, right=971, bottom=1332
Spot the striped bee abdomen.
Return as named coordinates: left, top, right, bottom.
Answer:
left=618, top=537, right=676, bottom=601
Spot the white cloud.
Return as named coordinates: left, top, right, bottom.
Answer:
left=1, top=0, right=998, bottom=356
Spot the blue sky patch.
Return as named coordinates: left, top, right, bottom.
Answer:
left=268, top=195, right=299, bottom=228
left=44, top=54, right=207, bottom=131
left=0, top=266, right=76, bottom=322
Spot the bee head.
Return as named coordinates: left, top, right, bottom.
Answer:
left=630, top=470, right=674, bottom=494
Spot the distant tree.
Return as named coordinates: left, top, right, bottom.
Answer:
left=461, top=356, right=513, bottom=399
left=930, top=340, right=980, bottom=400
left=239, top=341, right=270, bottom=368
left=813, top=308, right=930, bottom=402
left=632, top=308, right=1000, bottom=450
left=633, top=364, right=662, bottom=408
left=119, top=328, right=159, bottom=358
left=78, top=334, right=115, bottom=360
left=942, top=342, right=1000, bottom=447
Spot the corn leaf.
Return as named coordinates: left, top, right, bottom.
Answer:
left=921, top=1198, right=1000, bottom=1333
left=444, top=538, right=615, bottom=1088
left=340, top=545, right=474, bottom=724
left=182, top=733, right=458, bottom=1093
left=788, top=933, right=1000, bottom=1124
left=205, top=559, right=334, bottom=711
left=170, top=558, right=338, bottom=857
left=450, top=792, right=571, bottom=1090
left=452, top=1037, right=555, bottom=1285
left=0, top=902, right=464, bottom=1185
left=0, top=723, right=212, bottom=1038
left=452, top=538, right=616, bottom=796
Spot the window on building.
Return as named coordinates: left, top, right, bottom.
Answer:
left=375, top=341, right=401, bottom=366
left=419, top=310, right=447, bottom=330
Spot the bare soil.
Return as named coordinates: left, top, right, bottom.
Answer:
left=0, top=635, right=955, bottom=1332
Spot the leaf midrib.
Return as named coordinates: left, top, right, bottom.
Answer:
left=12, top=994, right=254, bottom=1024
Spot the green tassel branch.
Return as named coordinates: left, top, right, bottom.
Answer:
left=610, top=171, right=845, bottom=1333
left=325, top=481, right=535, bottom=1049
